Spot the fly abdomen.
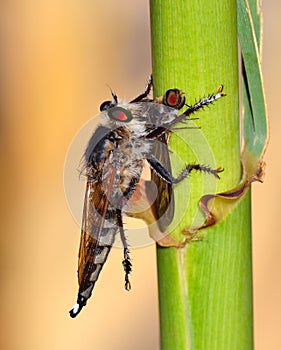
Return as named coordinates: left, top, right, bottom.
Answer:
left=69, top=227, right=117, bottom=318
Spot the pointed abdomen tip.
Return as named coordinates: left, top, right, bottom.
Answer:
left=69, top=302, right=81, bottom=318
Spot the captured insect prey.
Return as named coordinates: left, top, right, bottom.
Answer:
left=69, top=76, right=225, bottom=318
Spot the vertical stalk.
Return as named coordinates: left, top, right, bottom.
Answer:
left=150, top=1, right=253, bottom=349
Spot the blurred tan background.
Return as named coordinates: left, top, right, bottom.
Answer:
left=0, top=1, right=279, bottom=349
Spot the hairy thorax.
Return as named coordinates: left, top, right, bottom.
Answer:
left=90, top=126, right=152, bottom=211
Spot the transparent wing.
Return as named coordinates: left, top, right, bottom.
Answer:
left=77, top=166, right=118, bottom=293
left=150, top=133, right=174, bottom=231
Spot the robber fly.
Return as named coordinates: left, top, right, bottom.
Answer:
left=69, top=76, right=225, bottom=317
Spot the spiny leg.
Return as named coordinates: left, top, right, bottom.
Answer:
left=147, top=155, right=222, bottom=184
left=184, top=85, right=225, bottom=116
left=116, top=209, right=132, bottom=291
left=167, top=85, right=226, bottom=128
left=147, top=157, right=222, bottom=247
left=145, top=86, right=225, bottom=141
left=172, top=164, right=223, bottom=184
left=130, top=75, right=153, bottom=103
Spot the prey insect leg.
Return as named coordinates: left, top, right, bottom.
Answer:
left=116, top=209, right=132, bottom=291
left=147, top=156, right=222, bottom=184
left=130, top=75, right=153, bottom=103
left=167, top=85, right=226, bottom=127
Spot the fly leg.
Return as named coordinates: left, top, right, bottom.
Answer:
left=147, top=156, right=222, bottom=247
left=116, top=209, right=132, bottom=291
left=147, top=156, right=222, bottom=184
left=145, top=86, right=226, bottom=141
left=167, top=85, right=226, bottom=128
left=130, top=75, right=153, bottom=103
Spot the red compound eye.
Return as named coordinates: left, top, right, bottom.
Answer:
left=164, top=89, right=185, bottom=109
left=107, top=107, right=133, bottom=123
left=166, top=91, right=177, bottom=106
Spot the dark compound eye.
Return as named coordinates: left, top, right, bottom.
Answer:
left=163, top=89, right=185, bottom=109
left=100, top=91, right=118, bottom=111
left=100, top=100, right=114, bottom=111
left=107, top=107, right=133, bottom=123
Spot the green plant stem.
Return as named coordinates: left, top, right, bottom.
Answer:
left=150, top=1, right=253, bottom=349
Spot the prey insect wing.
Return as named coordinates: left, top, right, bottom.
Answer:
left=147, top=86, right=187, bottom=232
left=130, top=76, right=174, bottom=231
left=149, top=134, right=174, bottom=231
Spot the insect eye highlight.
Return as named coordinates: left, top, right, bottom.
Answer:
left=163, top=89, right=185, bottom=109
left=107, top=107, right=133, bottom=123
